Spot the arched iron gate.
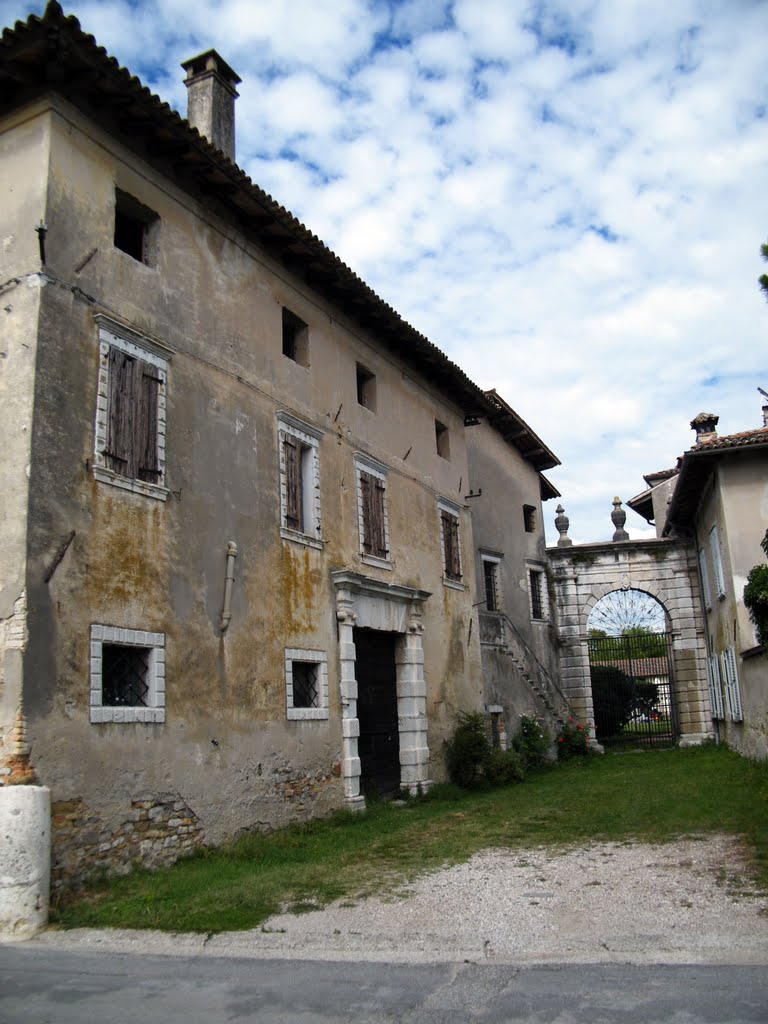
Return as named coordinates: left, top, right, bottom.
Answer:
left=587, top=632, right=677, bottom=748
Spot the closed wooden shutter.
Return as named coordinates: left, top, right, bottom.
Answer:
left=442, top=510, right=461, bottom=579
left=137, top=362, right=161, bottom=481
left=105, top=349, right=160, bottom=481
left=284, top=435, right=303, bottom=531
left=360, top=471, right=387, bottom=557
left=105, top=348, right=134, bottom=475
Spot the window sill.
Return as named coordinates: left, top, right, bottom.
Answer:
left=90, top=707, right=165, bottom=723
left=280, top=527, right=323, bottom=550
left=361, top=554, right=393, bottom=571
left=93, top=466, right=168, bottom=502
left=287, top=707, right=329, bottom=721
left=442, top=576, right=465, bottom=592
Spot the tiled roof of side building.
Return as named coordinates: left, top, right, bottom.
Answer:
left=0, top=1, right=561, bottom=475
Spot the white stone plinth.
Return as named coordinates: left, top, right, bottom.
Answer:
left=0, top=785, right=50, bottom=941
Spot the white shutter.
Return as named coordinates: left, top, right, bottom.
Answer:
left=698, top=548, right=712, bottom=609
left=720, top=646, right=743, bottom=722
left=710, top=525, right=726, bottom=598
left=706, top=655, right=725, bottom=720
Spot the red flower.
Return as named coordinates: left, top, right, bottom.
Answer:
left=558, top=737, right=564, bottom=742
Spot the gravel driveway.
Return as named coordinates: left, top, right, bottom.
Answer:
left=32, top=834, right=768, bottom=965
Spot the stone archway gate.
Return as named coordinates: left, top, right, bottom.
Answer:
left=546, top=537, right=713, bottom=747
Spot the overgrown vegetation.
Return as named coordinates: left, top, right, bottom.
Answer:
left=53, top=745, right=768, bottom=934
left=443, top=712, right=547, bottom=788
left=744, top=530, right=768, bottom=647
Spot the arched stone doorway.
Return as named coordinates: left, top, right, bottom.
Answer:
left=587, top=589, right=677, bottom=747
left=547, top=537, right=713, bottom=748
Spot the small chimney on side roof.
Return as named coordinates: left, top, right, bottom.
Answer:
left=690, top=411, right=719, bottom=446
left=182, top=50, right=241, bottom=163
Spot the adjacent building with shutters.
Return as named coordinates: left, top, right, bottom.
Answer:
left=629, top=410, right=768, bottom=760
left=0, top=3, right=562, bottom=888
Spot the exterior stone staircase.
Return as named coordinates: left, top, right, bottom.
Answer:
left=479, top=611, right=571, bottom=723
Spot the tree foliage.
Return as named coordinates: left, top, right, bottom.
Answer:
left=760, top=241, right=768, bottom=300
left=588, top=626, right=667, bottom=659
left=744, top=529, right=768, bottom=647
left=590, top=665, right=660, bottom=739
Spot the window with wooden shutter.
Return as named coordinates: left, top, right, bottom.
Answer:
left=94, top=318, right=169, bottom=500
left=277, top=413, right=323, bottom=546
left=360, top=470, right=387, bottom=558
left=283, top=435, right=303, bottom=532
left=720, top=646, right=743, bottom=722
left=105, top=351, right=160, bottom=482
left=356, top=459, right=390, bottom=563
left=706, top=653, right=725, bottom=720
left=710, top=525, right=726, bottom=598
left=441, top=510, right=461, bottom=580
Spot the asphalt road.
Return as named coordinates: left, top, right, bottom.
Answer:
left=1, top=946, right=767, bottom=1023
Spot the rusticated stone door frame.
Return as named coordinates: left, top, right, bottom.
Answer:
left=332, top=571, right=432, bottom=810
left=547, top=538, right=712, bottom=748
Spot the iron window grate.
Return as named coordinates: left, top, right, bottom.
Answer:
left=292, top=662, right=319, bottom=708
left=102, top=644, right=150, bottom=707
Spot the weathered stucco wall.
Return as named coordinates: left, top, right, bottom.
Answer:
left=695, top=454, right=768, bottom=760
left=6, top=97, right=484, bottom=886
left=465, top=419, right=564, bottom=738
left=0, top=105, right=50, bottom=765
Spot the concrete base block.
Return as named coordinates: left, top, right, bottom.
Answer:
left=0, top=785, right=50, bottom=941
left=678, top=732, right=715, bottom=748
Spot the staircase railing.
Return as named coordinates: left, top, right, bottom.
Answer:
left=480, top=611, right=571, bottom=719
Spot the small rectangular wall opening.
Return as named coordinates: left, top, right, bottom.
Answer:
left=435, top=420, right=450, bottom=460
left=282, top=307, right=309, bottom=365
left=114, top=189, right=159, bottom=265
left=523, top=504, right=536, bottom=533
left=356, top=363, right=377, bottom=411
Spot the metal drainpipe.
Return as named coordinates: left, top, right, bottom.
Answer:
left=220, top=541, right=238, bottom=632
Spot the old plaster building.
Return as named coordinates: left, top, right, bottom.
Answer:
left=0, top=3, right=562, bottom=889
left=630, top=409, right=768, bottom=760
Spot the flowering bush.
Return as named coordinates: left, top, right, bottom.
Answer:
left=512, top=715, right=551, bottom=768
left=556, top=717, right=591, bottom=760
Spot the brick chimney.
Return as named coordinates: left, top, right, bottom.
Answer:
left=690, top=412, right=719, bottom=446
left=182, top=50, right=241, bottom=162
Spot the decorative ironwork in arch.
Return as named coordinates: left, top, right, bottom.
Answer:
left=588, top=588, right=668, bottom=636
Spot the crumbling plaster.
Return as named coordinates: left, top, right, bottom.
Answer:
left=2, top=96, right=484, bottom=883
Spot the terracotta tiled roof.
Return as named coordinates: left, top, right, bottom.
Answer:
left=694, top=426, right=768, bottom=451
left=664, top=423, right=768, bottom=534
left=592, top=657, right=669, bottom=678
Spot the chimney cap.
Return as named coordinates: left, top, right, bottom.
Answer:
left=181, top=49, right=242, bottom=91
left=690, top=411, right=719, bottom=443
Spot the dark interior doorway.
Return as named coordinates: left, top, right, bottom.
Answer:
left=354, top=628, right=401, bottom=797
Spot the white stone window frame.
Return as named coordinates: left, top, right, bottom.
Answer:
left=354, top=453, right=392, bottom=570
left=437, top=497, right=464, bottom=591
left=481, top=553, right=503, bottom=612
left=709, top=524, right=726, bottom=599
left=277, top=412, right=323, bottom=549
left=285, top=648, right=329, bottom=721
left=89, top=624, right=166, bottom=724
left=93, top=315, right=170, bottom=502
left=526, top=562, right=549, bottom=621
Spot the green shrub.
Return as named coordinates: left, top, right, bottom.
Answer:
left=444, top=712, right=491, bottom=788
left=512, top=715, right=551, bottom=768
left=556, top=717, right=591, bottom=759
left=485, top=748, right=526, bottom=785
left=744, top=563, right=768, bottom=647
left=590, top=664, right=658, bottom=739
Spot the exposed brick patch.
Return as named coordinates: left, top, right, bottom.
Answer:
left=51, top=793, right=204, bottom=893
left=273, top=768, right=339, bottom=809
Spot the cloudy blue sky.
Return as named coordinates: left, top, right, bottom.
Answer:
left=4, top=0, right=767, bottom=543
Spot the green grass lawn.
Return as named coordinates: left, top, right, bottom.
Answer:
left=53, top=744, right=768, bottom=934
